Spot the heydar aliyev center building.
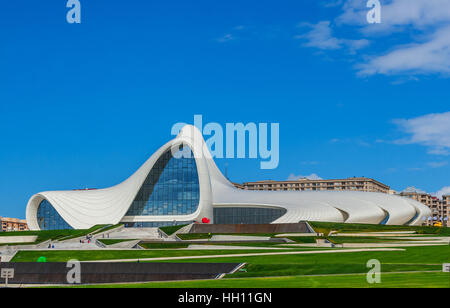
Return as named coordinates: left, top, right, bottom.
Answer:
left=26, top=125, right=431, bottom=230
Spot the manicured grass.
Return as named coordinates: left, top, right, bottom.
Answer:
left=309, top=221, right=450, bottom=236
left=159, top=224, right=189, bottom=236
left=10, top=248, right=302, bottom=262
left=164, top=245, right=450, bottom=265
left=228, top=263, right=441, bottom=278
left=141, top=245, right=450, bottom=278
left=92, top=224, right=123, bottom=235
left=177, top=233, right=212, bottom=240
left=56, top=272, right=450, bottom=288
left=326, top=236, right=418, bottom=244
left=0, top=225, right=108, bottom=244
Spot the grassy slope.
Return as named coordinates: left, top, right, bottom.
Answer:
left=137, top=245, right=450, bottom=278
left=309, top=221, right=450, bottom=236
left=326, top=236, right=418, bottom=244
left=0, top=225, right=107, bottom=244
left=11, top=248, right=304, bottom=262
left=59, top=272, right=450, bottom=288
left=159, top=224, right=188, bottom=236
left=165, top=245, right=450, bottom=265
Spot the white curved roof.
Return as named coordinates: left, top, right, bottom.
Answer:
left=26, top=125, right=431, bottom=230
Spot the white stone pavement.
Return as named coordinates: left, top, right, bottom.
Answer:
left=106, top=228, right=163, bottom=240
left=185, top=244, right=289, bottom=250
left=0, top=236, right=37, bottom=244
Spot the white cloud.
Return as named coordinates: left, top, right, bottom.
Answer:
left=393, top=112, right=450, bottom=155
left=427, top=161, right=448, bottom=168
left=216, top=34, right=235, bottom=43
left=435, top=186, right=450, bottom=198
left=357, top=25, right=450, bottom=76
left=403, top=186, right=427, bottom=194
left=338, top=0, right=450, bottom=30
left=287, top=173, right=323, bottom=180
left=296, top=21, right=369, bottom=51
left=322, top=0, right=343, bottom=8
left=333, top=0, right=450, bottom=77
left=296, top=21, right=342, bottom=50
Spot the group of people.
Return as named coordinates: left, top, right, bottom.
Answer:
left=80, top=233, right=93, bottom=244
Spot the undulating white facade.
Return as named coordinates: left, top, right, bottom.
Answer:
left=26, top=125, right=431, bottom=230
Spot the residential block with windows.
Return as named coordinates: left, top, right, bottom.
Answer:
left=400, top=188, right=449, bottom=227
left=0, top=217, right=29, bottom=232
left=238, top=177, right=390, bottom=194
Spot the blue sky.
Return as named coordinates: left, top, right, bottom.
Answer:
left=1, top=0, right=450, bottom=218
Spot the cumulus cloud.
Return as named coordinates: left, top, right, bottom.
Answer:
left=357, top=25, right=450, bottom=76
left=403, top=186, right=427, bottom=194
left=333, top=0, right=450, bottom=77
left=216, top=34, right=235, bottom=43
left=427, top=161, right=448, bottom=168
left=393, top=112, right=450, bottom=155
left=296, top=21, right=369, bottom=51
left=435, top=186, right=450, bottom=198
left=287, top=173, right=323, bottom=180
left=338, top=0, right=450, bottom=30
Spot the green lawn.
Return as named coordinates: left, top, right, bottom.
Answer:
left=159, top=224, right=189, bottom=236
left=137, top=245, right=450, bottom=278
left=326, top=236, right=419, bottom=244
left=56, top=272, right=450, bottom=288
left=309, top=221, right=450, bottom=236
left=0, top=225, right=109, bottom=244
left=139, top=242, right=318, bottom=249
left=11, top=248, right=304, bottom=262
left=177, top=233, right=213, bottom=240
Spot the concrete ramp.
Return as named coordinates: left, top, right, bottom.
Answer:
left=106, top=228, right=163, bottom=240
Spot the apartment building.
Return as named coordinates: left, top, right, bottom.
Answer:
left=239, top=177, right=390, bottom=194
left=400, top=188, right=449, bottom=227
left=0, top=217, right=29, bottom=232
left=441, top=195, right=450, bottom=227
left=400, top=189, right=434, bottom=207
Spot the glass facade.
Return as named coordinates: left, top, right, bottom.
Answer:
left=125, top=145, right=200, bottom=217
left=380, top=213, right=390, bottom=225
left=214, top=207, right=287, bottom=224
left=37, top=199, right=73, bottom=230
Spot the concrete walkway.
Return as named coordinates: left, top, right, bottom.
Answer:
left=274, top=233, right=317, bottom=237
left=210, top=235, right=271, bottom=241
left=85, top=247, right=405, bottom=263
left=108, top=240, right=142, bottom=249
left=185, top=244, right=289, bottom=250
left=106, top=228, right=163, bottom=240
left=0, top=250, right=18, bottom=262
